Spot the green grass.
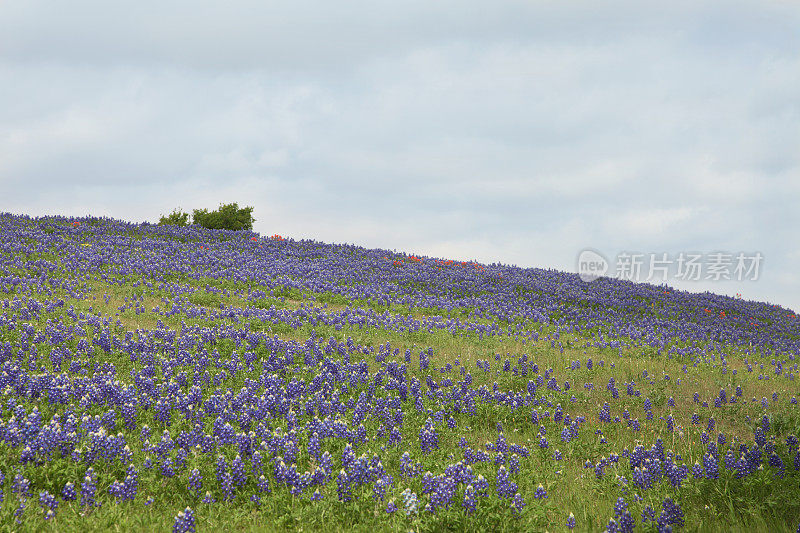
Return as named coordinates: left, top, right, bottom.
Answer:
left=0, top=227, right=798, bottom=532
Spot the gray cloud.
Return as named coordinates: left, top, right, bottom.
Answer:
left=1, top=0, right=799, bottom=310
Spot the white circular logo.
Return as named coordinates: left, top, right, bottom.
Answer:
left=577, top=249, right=608, bottom=282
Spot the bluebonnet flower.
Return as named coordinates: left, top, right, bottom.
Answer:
left=419, top=418, right=440, bottom=454
left=703, top=453, right=719, bottom=479
left=372, top=476, right=390, bottom=501
left=12, top=474, right=32, bottom=498
left=596, top=458, right=608, bottom=481
left=509, top=453, right=521, bottom=472
left=81, top=467, right=98, bottom=508
left=632, top=466, right=652, bottom=489
left=769, top=453, right=785, bottom=478
left=188, top=468, right=202, bottom=496
left=173, top=507, right=196, bottom=533
left=657, top=497, right=684, bottom=529
left=220, top=472, right=234, bottom=502
left=786, top=434, right=798, bottom=454
left=161, top=458, right=176, bottom=478
left=462, top=484, right=477, bottom=514
left=336, top=470, right=352, bottom=502
left=397, top=452, right=416, bottom=479
left=724, top=450, right=738, bottom=470
left=473, top=474, right=489, bottom=496
left=14, top=496, right=26, bottom=524
left=599, top=403, right=611, bottom=423
left=62, top=482, right=77, bottom=501
left=231, top=454, right=247, bottom=488
left=610, top=497, right=635, bottom=533
left=511, top=492, right=525, bottom=516
left=495, top=466, right=517, bottom=498
left=121, top=464, right=138, bottom=501
left=401, top=488, right=418, bottom=516
left=755, top=427, right=767, bottom=447
left=39, top=490, right=58, bottom=516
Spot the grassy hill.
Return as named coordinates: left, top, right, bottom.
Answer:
left=0, top=213, right=798, bottom=531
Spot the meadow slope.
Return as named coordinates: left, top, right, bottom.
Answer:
left=0, top=213, right=798, bottom=532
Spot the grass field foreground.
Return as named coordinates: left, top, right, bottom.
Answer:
left=0, top=213, right=798, bottom=532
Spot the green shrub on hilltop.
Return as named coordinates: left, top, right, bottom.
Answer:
left=192, top=202, right=254, bottom=231
left=157, top=203, right=255, bottom=231
left=158, top=209, right=190, bottom=226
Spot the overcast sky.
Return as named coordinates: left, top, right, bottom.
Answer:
left=1, top=1, right=799, bottom=311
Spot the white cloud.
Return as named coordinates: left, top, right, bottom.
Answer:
left=1, top=0, right=799, bottom=311
left=604, top=208, right=697, bottom=241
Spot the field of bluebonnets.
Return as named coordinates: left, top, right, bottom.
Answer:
left=0, top=212, right=799, bottom=532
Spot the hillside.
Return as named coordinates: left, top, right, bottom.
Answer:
left=0, top=213, right=798, bottom=531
